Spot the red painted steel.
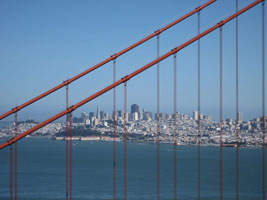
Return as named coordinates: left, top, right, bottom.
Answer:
left=10, top=145, right=13, bottom=200
left=0, top=0, right=263, bottom=150
left=219, top=27, right=223, bottom=200
left=14, top=113, right=18, bottom=200
left=197, top=11, right=201, bottom=200
left=69, top=113, right=72, bottom=200
left=262, top=2, right=265, bottom=200
left=66, top=86, right=69, bottom=200
left=113, top=60, right=117, bottom=200
left=0, top=0, right=216, bottom=121
left=124, top=82, right=127, bottom=200
left=235, top=1, right=239, bottom=200
left=156, top=34, right=160, bottom=200
left=173, top=53, right=177, bottom=200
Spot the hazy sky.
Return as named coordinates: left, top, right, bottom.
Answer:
left=0, top=0, right=266, bottom=121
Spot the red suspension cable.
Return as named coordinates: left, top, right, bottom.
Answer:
left=235, top=0, right=239, bottom=200
left=173, top=53, right=177, bottom=200
left=124, top=82, right=127, bottom=200
left=14, top=113, right=18, bottom=200
left=197, top=10, right=201, bottom=200
left=262, top=1, right=265, bottom=200
left=69, top=112, right=73, bottom=200
left=66, top=85, right=69, bottom=200
left=113, top=59, right=117, bottom=200
left=219, top=27, right=223, bottom=200
left=156, top=34, right=160, bottom=200
left=10, top=120, right=13, bottom=200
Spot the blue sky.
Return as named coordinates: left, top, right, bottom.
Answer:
left=0, top=0, right=266, bottom=121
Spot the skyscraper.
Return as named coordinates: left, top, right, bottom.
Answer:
left=193, top=111, right=198, bottom=120
left=131, top=104, right=139, bottom=114
left=100, top=111, right=104, bottom=120
left=238, top=112, right=243, bottom=122
left=97, top=105, right=100, bottom=121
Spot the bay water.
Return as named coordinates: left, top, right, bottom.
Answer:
left=0, top=138, right=265, bottom=199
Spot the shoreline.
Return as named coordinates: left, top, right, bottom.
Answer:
left=0, top=135, right=263, bottom=149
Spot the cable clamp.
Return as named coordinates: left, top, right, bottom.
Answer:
left=195, top=6, right=202, bottom=12
left=154, top=29, right=162, bottom=35
left=171, top=47, right=179, bottom=55
left=111, top=53, right=118, bottom=60
left=67, top=105, right=75, bottom=113
left=63, top=79, right=70, bottom=86
left=121, top=75, right=129, bottom=83
left=12, top=106, right=20, bottom=113
left=218, top=21, right=225, bottom=28
left=7, top=138, right=13, bottom=146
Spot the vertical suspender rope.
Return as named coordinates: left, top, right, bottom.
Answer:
left=219, top=27, right=223, bottom=200
left=69, top=112, right=73, bottom=200
left=14, top=113, right=18, bottom=200
left=124, top=82, right=127, bottom=200
left=66, top=85, right=69, bottom=200
left=173, top=53, right=177, bottom=200
left=10, top=123, right=13, bottom=200
left=235, top=1, right=239, bottom=200
left=156, top=34, right=160, bottom=200
left=262, top=1, right=265, bottom=200
left=197, top=11, right=201, bottom=200
left=113, top=59, right=117, bottom=200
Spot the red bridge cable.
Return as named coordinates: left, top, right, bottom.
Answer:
left=14, top=113, right=18, bottom=200
left=69, top=113, right=73, bottom=200
left=262, top=1, right=265, bottom=200
left=156, top=34, right=160, bottom=200
left=173, top=53, right=177, bottom=200
left=66, top=85, right=69, bottom=200
left=0, top=0, right=263, bottom=150
left=197, top=10, right=201, bottom=200
left=219, top=27, right=223, bottom=200
left=10, top=129, right=13, bottom=200
left=0, top=0, right=216, bottom=121
left=124, top=82, right=127, bottom=200
left=235, top=0, right=239, bottom=200
left=113, top=59, right=117, bottom=200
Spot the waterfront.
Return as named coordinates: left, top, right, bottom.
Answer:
left=0, top=138, right=265, bottom=199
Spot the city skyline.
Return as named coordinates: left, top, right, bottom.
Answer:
left=60, top=104, right=251, bottom=124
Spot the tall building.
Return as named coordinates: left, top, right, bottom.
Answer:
left=100, top=111, right=104, bottom=120
left=81, top=112, right=89, bottom=123
left=89, top=112, right=95, bottom=119
left=118, top=110, right=124, bottom=118
left=133, top=112, right=139, bottom=121
left=238, top=112, right=243, bottom=122
left=193, top=111, right=198, bottom=120
left=131, top=104, right=139, bottom=114
left=97, top=105, right=100, bottom=121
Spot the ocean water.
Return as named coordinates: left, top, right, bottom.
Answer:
left=0, top=138, right=266, bottom=200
